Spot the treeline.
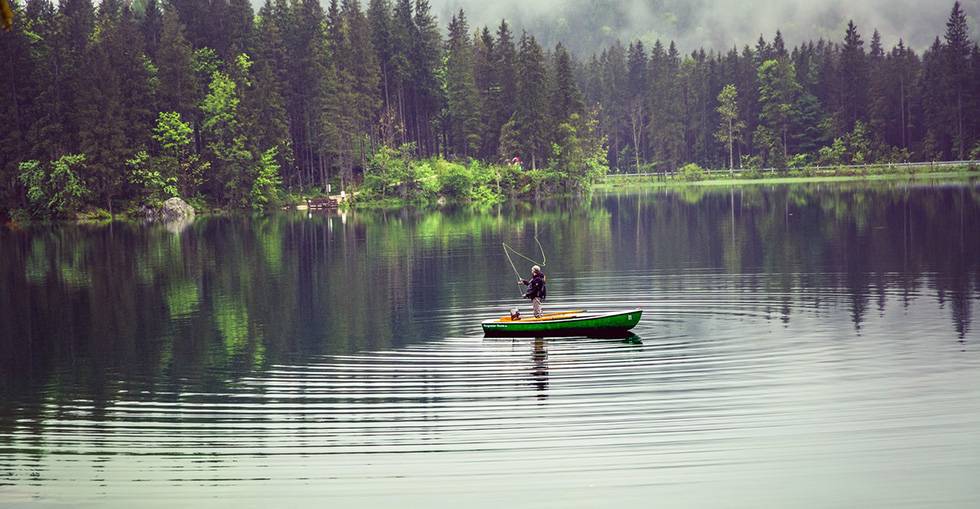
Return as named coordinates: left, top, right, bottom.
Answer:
left=591, top=1, right=980, bottom=173
left=0, top=0, right=978, bottom=216
left=0, top=0, right=605, bottom=216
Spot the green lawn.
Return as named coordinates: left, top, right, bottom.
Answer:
left=597, top=167, right=980, bottom=190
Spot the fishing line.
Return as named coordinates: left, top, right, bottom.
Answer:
left=502, top=237, right=548, bottom=296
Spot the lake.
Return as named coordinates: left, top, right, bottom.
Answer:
left=2, top=181, right=979, bottom=507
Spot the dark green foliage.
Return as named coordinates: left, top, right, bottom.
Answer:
left=838, top=20, right=868, bottom=133
left=549, top=43, right=585, bottom=148
left=155, top=6, right=197, bottom=122
left=444, top=10, right=480, bottom=158
left=944, top=1, right=971, bottom=159
left=1, top=0, right=978, bottom=216
left=511, top=32, right=548, bottom=169
left=18, top=154, right=89, bottom=217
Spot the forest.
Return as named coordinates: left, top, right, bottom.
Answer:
left=0, top=0, right=978, bottom=216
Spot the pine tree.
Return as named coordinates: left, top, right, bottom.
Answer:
left=57, top=0, right=97, bottom=153
left=755, top=58, right=801, bottom=166
left=70, top=0, right=141, bottom=213
left=944, top=1, right=971, bottom=159
left=772, top=30, right=787, bottom=59
left=226, top=0, right=254, bottom=58
left=970, top=44, right=980, bottom=156
left=168, top=0, right=209, bottom=53
left=444, top=10, right=481, bottom=158
left=141, top=0, right=162, bottom=59
left=601, top=41, right=627, bottom=170
left=549, top=42, right=584, bottom=149
left=410, top=0, right=442, bottom=156
left=0, top=0, right=37, bottom=206
left=649, top=41, right=685, bottom=172
left=155, top=5, right=198, bottom=122
left=284, top=0, right=334, bottom=189
left=889, top=41, right=919, bottom=152
left=921, top=37, right=952, bottom=159
left=368, top=0, right=395, bottom=125
left=342, top=0, right=381, bottom=153
left=389, top=0, right=414, bottom=146
left=511, top=32, right=548, bottom=168
left=473, top=26, right=499, bottom=159
left=249, top=0, right=293, bottom=180
left=626, top=41, right=648, bottom=170
left=867, top=29, right=889, bottom=145
left=24, top=0, right=67, bottom=162
left=495, top=20, right=517, bottom=114
left=839, top=20, right=868, bottom=133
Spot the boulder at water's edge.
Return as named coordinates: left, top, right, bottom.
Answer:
left=140, top=197, right=195, bottom=222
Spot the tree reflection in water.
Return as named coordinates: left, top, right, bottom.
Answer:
left=0, top=180, right=978, bottom=425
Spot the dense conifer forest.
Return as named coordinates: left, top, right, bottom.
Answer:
left=0, top=0, right=978, bottom=215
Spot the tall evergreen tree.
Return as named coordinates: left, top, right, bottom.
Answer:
left=343, top=0, right=381, bottom=141
left=226, top=0, right=254, bottom=58
left=867, top=29, right=889, bottom=144
left=944, top=1, right=971, bottom=159
left=410, top=0, right=442, bottom=156
left=755, top=58, right=801, bottom=166
left=509, top=32, right=548, bottom=168
left=626, top=41, right=648, bottom=170
left=443, top=10, right=480, bottom=158
left=140, top=0, right=162, bottom=59
left=284, top=0, right=333, bottom=188
left=388, top=0, right=414, bottom=145
left=73, top=0, right=149, bottom=213
left=600, top=41, right=627, bottom=170
left=249, top=0, right=293, bottom=177
left=0, top=0, right=37, bottom=206
left=649, top=41, right=685, bottom=171
left=473, top=26, right=499, bottom=159
left=549, top=42, right=584, bottom=147
left=921, top=37, right=952, bottom=159
left=368, top=0, right=396, bottom=134
left=155, top=5, right=197, bottom=122
left=839, top=20, right=868, bottom=133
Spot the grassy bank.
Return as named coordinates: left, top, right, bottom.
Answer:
left=597, top=164, right=980, bottom=190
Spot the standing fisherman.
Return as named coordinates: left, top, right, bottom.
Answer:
left=519, top=265, right=547, bottom=318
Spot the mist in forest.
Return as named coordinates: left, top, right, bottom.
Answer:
left=428, top=0, right=979, bottom=53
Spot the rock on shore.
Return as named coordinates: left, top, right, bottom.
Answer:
left=140, top=197, right=195, bottom=222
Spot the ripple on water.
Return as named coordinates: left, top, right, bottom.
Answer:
left=2, top=271, right=979, bottom=508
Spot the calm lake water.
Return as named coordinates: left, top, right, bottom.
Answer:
left=2, top=181, right=979, bottom=507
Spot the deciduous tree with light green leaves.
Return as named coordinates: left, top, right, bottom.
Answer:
left=250, top=147, right=282, bottom=211
left=715, top=84, right=745, bottom=173
left=201, top=57, right=253, bottom=207
left=18, top=154, right=89, bottom=218
left=127, top=111, right=209, bottom=201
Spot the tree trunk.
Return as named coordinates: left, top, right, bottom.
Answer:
left=728, top=118, right=734, bottom=173
left=899, top=74, right=906, bottom=150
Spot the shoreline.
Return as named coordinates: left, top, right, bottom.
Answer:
left=596, top=168, right=980, bottom=190
left=6, top=169, right=979, bottom=226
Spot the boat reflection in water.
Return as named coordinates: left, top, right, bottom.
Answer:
left=532, top=338, right=548, bottom=399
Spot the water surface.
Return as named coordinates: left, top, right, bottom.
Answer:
left=2, top=181, right=979, bottom=507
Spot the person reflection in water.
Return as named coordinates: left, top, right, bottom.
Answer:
left=519, top=265, right=547, bottom=318
left=532, top=338, right=548, bottom=399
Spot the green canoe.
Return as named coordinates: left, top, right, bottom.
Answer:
left=482, top=309, right=642, bottom=337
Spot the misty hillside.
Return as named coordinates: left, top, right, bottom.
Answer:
left=430, top=0, right=980, bottom=54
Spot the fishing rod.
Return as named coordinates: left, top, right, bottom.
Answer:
left=502, top=237, right=547, bottom=296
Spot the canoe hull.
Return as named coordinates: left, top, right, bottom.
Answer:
left=482, top=309, right=642, bottom=338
